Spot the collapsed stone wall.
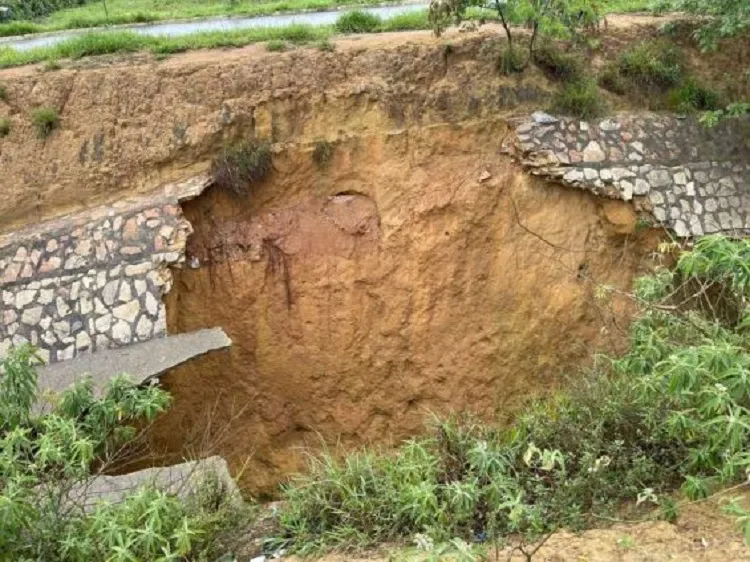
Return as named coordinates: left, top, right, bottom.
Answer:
left=508, top=113, right=750, bottom=237
left=0, top=179, right=205, bottom=363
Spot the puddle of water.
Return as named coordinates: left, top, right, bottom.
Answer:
left=0, top=3, right=429, bottom=52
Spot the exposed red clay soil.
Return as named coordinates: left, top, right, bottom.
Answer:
left=148, top=118, right=661, bottom=496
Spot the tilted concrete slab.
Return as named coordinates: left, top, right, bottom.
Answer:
left=37, top=327, right=231, bottom=397
left=68, top=456, right=241, bottom=511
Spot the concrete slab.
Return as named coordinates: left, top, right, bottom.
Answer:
left=68, top=456, right=241, bottom=510
left=37, top=327, right=231, bottom=397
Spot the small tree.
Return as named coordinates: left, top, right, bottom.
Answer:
left=429, top=0, right=603, bottom=67
left=667, top=0, right=749, bottom=51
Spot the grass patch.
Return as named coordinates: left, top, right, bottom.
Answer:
left=667, top=79, right=722, bottom=113
left=617, top=40, right=683, bottom=92
left=266, top=39, right=288, bottom=52
left=552, top=79, right=607, bottom=119
left=0, top=25, right=332, bottom=68
left=603, top=0, right=652, bottom=11
left=42, top=60, right=62, bottom=71
left=312, top=140, right=335, bottom=168
left=600, top=38, right=723, bottom=113
left=598, top=63, right=627, bottom=95
left=315, top=39, right=335, bottom=52
left=497, top=47, right=526, bottom=75
left=0, top=20, right=40, bottom=37
left=533, top=42, right=585, bottom=82
left=211, top=139, right=272, bottom=197
left=335, top=10, right=382, bottom=33
left=0, top=9, right=437, bottom=69
left=0, top=0, right=406, bottom=37
left=31, top=107, right=59, bottom=138
left=0, top=117, right=10, bottom=137
left=379, top=10, right=429, bottom=32
left=277, top=236, right=750, bottom=554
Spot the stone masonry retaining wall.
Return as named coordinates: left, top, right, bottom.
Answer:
left=0, top=177, right=208, bottom=364
left=508, top=112, right=750, bottom=237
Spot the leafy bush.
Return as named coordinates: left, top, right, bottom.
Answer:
left=665, top=0, right=749, bottom=51
left=278, top=235, right=750, bottom=553
left=0, top=345, right=251, bottom=561
left=31, top=106, right=59, bottom=137
left=335, top=10, right=382, bottom=33
left=211, top=139, right=273, bottom=197
left=700, top=102, right=750, bottom=128
left=667, top=79, right=722, bottom=112
left=551, top=79, right=607, bottom=119
left=0, top=117, right=10, bottom=137
left=617, top=40, right=683, bottom=91
left=602, top=39, right=728, bottom=114
left=533, top=42, right=585, bottom=82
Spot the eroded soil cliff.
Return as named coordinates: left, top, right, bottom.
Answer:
left=153, top=117, right=659, bottom=495
left=6, top=20, right=730, bottom=495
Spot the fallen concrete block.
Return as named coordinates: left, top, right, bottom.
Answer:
left=37, top=327, right=231, bottom=398
left=69, top=456, right=241, bottom=510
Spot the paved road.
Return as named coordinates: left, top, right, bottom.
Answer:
left=0, top=2, right=429, bottom=52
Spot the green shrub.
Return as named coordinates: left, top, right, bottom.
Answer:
left=598, top=63, right=627, bottom=95
left=312, top=140, right=335, bottom=168
left=552, top=79, right=607, bottom=119
left=700, top=102, right=750, bottom=128
left=497, top=47, right=525, bottom=75
left=0, top=117, right=10, bottom=137
left=335, top=10, right=382, bottom=33
left=31, top=106, right=59, bottom=138
left=667, top=79, right=722, bottom=112
left=0, top=345, right=252, bottom=561
left=533, top=42, right=585, bottom=82
left=618, top=40, right=683, bottom=91
left=278, top=235, right=750, bottom=554
left=266, top=39, right=288, bottom=52
left=211, top=139, right=273, bottom=197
